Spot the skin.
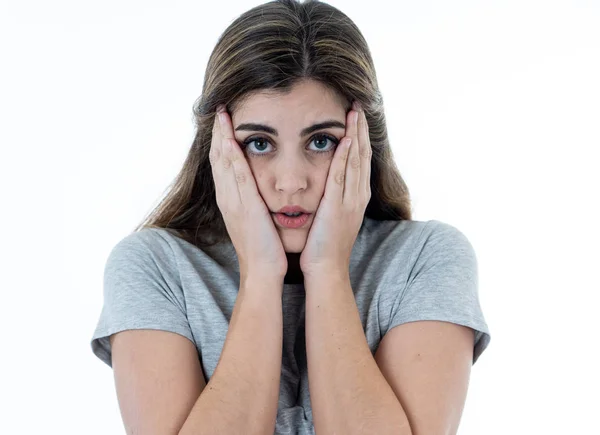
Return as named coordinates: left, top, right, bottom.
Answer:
left=230, top=79, right=350, bottom=284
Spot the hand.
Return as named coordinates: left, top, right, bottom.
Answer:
left=299, top=101, right=372, bottom=278
left=209, top=104, right=288, bottom=282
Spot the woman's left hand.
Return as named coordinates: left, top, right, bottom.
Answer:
left=299, top=100, right=372, bottom=278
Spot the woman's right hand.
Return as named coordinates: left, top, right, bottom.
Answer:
left=209, top=104, right=288, bottom=282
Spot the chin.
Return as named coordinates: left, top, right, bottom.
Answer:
left=280, top=231, right=307, bottom=254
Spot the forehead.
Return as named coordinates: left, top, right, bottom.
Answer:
left=232, top=80, right=348, bottom=124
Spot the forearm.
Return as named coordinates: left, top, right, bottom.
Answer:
left=179, top=275, right=283, bottom=435
left=304, top=273, right=412, bottom=435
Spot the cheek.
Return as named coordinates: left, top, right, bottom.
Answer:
left=249, top=165, right=272, bottom=199
left=315, top=161, right=332, bottom=190
left=245, top=160, right=262, bottom=183
left=253, top=168, right=267, bottom=190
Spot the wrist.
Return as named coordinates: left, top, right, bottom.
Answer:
left=303, top=269, right=349, bottom=286
left=241, top=272, right=285, bottom=291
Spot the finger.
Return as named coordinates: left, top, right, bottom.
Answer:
left=209, top=107, right=228, bottom=202
left=210, top=106, right=242, bottom=209
left=216, top=108, right=242, bottom=207
left=209, top=107, right=221, bottom=166
left=343, top=104, right=361, bottom=205
left=218, top=108, right=262, bottom=210
left=356, top=103, right=372, bottom=198
left=324, top=134, right=352, bottom=203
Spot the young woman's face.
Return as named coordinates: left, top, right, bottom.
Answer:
left=231, top=80, right=349, bottom=253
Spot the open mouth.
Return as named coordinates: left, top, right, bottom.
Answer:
left=272, top=212, right=311, bottom=228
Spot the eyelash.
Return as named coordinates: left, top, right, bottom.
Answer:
left=241, top=133, right=340, bottom=157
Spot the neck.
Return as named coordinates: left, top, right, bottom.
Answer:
left=284, top=252, right=304, bottom=284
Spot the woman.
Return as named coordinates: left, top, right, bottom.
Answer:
left=91, top=1, right=491, bottom=434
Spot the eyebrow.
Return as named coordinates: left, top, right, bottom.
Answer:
left=234, top=120, right=346, bottom=137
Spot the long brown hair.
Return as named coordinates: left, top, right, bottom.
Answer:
left=133, top=0, right=412, bottom=249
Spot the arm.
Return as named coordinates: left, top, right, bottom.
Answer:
left=179, top=274, right=283, bottom=435
left=110, top=274, right=283, bottom=435
left=304, top=272, right=412, bottom=435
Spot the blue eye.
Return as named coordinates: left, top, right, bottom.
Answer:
left=241, top=133, right=339, bottom=157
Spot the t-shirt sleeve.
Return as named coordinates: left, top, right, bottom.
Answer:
left=90, top=229, right=196, bottom=368
left=387, top=220, right=491, bottom=365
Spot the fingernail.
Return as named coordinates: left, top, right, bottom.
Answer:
left=219, top=112, right=225, bottom=124
left=217, top=104, right=225, bottom=113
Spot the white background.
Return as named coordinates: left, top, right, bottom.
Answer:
left=1, top=0, right=598, bottom=433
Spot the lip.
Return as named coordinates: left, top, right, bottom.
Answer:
left=272, top=212, right=311, bottom=229
left=274, top=205, right=311, bottom=214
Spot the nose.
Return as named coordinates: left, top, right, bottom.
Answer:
left=274, top=157, right=308, bottom=194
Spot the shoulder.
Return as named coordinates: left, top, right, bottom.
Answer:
left=419, top=219, right=473, bottom=246
left=353, top=218, right=478, bottom=294
left=106, top=227, right=239, bottom=281
left=360, top=217, right=473, bottom=257
left=112, top=226, right=178, bottom=249
left=411, top=220, right=477, bottom=270
left=104, top=227, right=183, bottom=276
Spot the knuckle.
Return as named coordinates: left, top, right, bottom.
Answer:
left=209, top=149, right=219, bottom=165
left=235, top=171, right=247, bottom=185
left=340, top=148, right=349, bottom=162
left=335, top=169, right=345, bottom=185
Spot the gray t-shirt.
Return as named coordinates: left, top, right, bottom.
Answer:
left=91, top=217, right=491, bottom=434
